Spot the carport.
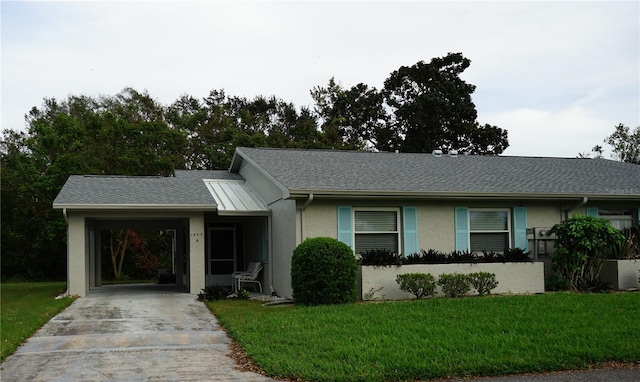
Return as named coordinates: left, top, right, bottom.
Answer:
left=53, top=171, right=271, bottom=297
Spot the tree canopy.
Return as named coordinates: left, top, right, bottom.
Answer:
left=1, top=53, right=508, bottom=280
left=580, top=123, right=639, bottom=164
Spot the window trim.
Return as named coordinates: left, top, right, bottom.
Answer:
left=468, top=208, right=512, bottom=252
left=353, top=207, right=402, bottom=255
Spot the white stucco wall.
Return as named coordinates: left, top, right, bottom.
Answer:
left=360, top=262, right=545, bottom=300
left=600, top=259, right=640, bottom=290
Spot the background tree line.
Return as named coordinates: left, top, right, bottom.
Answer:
left=8, top=52, right=635, bottom=281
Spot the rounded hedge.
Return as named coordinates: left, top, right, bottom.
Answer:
left=291, top=237, right=358, bottom=305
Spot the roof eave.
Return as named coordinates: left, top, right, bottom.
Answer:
left=287, top=190, right=640, bottom=201
left=52, top=203, right=219, bottom=211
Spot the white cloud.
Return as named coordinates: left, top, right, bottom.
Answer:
left=2, top=1, right=638, bottom=157
left=488, top=106, right=613, bottom=158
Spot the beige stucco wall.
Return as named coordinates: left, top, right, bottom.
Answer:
left=418, top=203, right=455, bottom=252
left=360, top=262, right=545, bottom=300
left=188, top=212, right=205, bottom=294
left=67, top=213, right=88, bottom=296
left=299, top=200, right=569, bottom=255
left=238, top=160, right=283, bottom=205
left=269, top=197, right=638, bottom=299
left=270, top=199, right=298, bottom=298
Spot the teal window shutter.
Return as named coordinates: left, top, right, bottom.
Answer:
left=513, top=207, right=528, bottom=251
left=337, top=206, right=353, bottom=250
left=454, top=207, right=469, bottom=251
left=586, top=207, right=599, bottom=218
left=403, top=207, right=418, bottom=256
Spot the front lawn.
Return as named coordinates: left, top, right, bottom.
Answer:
left=208, top=293, right=640, bottom=382
left=1, top=282, right=75, bottom=361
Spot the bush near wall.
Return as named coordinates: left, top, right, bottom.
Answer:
left=359, top=248, right=531, bottom=266
left=291, top=237, right=358, bottom=305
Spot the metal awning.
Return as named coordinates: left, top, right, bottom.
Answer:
left=203, top=180, right=270, bottom=216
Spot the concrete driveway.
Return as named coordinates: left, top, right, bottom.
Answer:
left=0, top=284, right=275, bottom=382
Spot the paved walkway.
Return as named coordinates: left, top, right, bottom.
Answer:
left=0, top=284, right=275, bottom=382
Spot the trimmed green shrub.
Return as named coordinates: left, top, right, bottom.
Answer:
left=197, top=284, right=231, bottom=301
left=405, top=249, right=447, bottom=264
left=467, top=272, right=498, bottom=296
left=358, top=249, right=403, bottom=266
left=396, top=273, right=437, bottom=299
left=438, top=273, right=471, bottom=298
left=291, top=237, right=358, bottom=305
left=358, top=248, right=533, bottom=266
left=235, top=288, right=251, bottom=300
left=545, top=276, right=570, bottom=291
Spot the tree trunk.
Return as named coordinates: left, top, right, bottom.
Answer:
left=109, top=230, right=130, bottom=280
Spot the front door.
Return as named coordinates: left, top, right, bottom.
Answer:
left=207, top=227, right=236, bottom=286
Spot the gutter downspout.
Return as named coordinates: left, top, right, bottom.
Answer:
left=62, top=208, right=68, bottom=224
left=563, top=196, right=588, bottom=220
left=298, top=193, right=314, bottom=244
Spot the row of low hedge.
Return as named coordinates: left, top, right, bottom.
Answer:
left=396, top=271, right=499, bottom=299
left=359, top=248, right=532, bottom=266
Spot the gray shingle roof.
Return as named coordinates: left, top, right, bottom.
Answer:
left=54, top=170, right=239, bottom=208
left=234, top=147, right=640, bottom=198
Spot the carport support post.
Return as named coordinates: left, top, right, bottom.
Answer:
left=188, top=213, right=206, bottom=294
left=67, top=213, right=88, bottom=297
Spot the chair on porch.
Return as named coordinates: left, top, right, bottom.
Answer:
left=231, top=262, right=263, bottom=293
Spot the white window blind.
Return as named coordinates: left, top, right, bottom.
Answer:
left=470, top=210, right=508, bottom=231
left=599, top=209, right=634, bottom=230
left=354, top=209, right=399, bottom=254
left=469, top=209, right=510, bottom=252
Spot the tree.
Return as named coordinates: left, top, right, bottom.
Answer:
left=1, top=88, right=187, bottom=280
left=605, top=123, right=639, bottom=164
left=549, top=215, right=625, bottom=291
left=383, top=53, right=508, bottom=154
left=311, top=78, right=396, bottom=151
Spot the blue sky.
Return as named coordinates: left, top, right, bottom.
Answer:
left=2, top=1, right=638, bottom=158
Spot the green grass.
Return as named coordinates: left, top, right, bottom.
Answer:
left=208, top=293, right=640, bottom=382
left=1, top=282, right=75, bottom=361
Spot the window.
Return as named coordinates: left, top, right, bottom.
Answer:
left=469, top=209, right=511, bottom=252
left=354, top=208, right=400, bottom=254
left=599, top=209, right=634, bottom=230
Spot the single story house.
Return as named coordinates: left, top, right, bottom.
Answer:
left=53, top=147, right=640, bottom=297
